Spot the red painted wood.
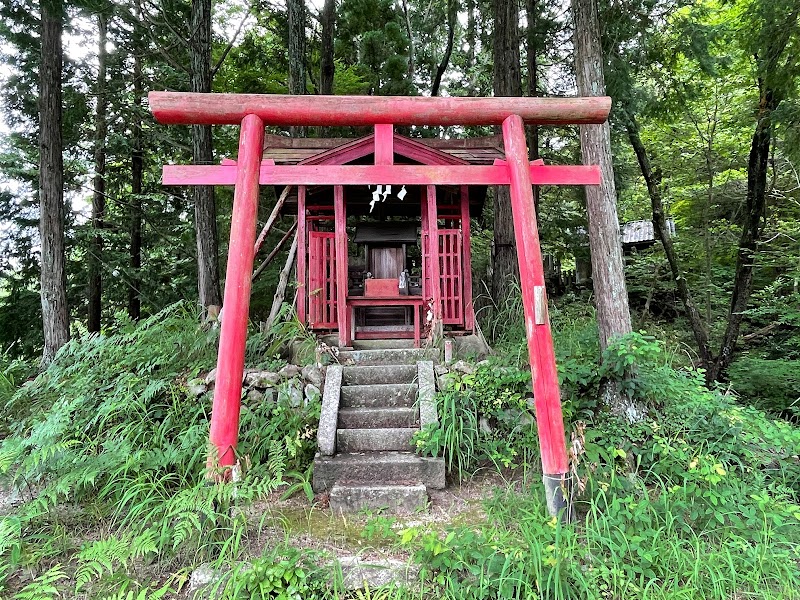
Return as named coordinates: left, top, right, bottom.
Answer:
left=460, top=185, right=475, bottom=331
left=208, top=114, right=264, bottom=471
left=355, top=330, right=415, bottom=340
left=421, top=196, right=430, bottom=306
left=296, top=186, right=306, bottom=324
left=302, top=135, right=376, bottom=166
left=427, top=185, right=442, bottom=329
left=162, top=163, right=602, bottom=187
left=334, top=186, right=348, bottom=347
left=347, top=296, right=424, bottom=306
left=348, top=295, right=423, bottom=348
left=365, top=278, right=400, bottom=296
left=393, top=136, right=468, bottom=166
left=502, top=114, right=568, bottom=477
left=308, top=231, right=337, bottom=328
left=374, top=124, right=393, bottom=165
left=439, top=229, right=463, bottom=325
left=149, top=92, right=612, bottom=126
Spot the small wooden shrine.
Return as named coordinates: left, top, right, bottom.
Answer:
left=261, top=132, right=507, bottom=347
left=149, top=92, right=609, bottom=514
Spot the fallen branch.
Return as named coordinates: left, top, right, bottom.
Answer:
left=254, top=185, right=292, bottom=255
left=264, top=231, right=299, bottom=332
left=252, top=220, right=297, bottom=282
left=741, top=322, right=778, bottom=343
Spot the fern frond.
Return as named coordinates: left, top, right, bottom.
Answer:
left=75, top=535, right=133, bottom=590
left=11, top=565, right=66, bottom=600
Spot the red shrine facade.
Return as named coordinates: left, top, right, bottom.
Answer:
left=262, top=131, right=507, bottom=347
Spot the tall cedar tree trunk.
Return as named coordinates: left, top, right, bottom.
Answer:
left=622, top=108, right=712, bottom=366
left=288, top=0, right=306, bottom=137
left=466, top=0, right=475, bottom=70
left=706, top=84, right=778, bottom=382
left=431, top=0, right=457, bottom=97
left=319, top=0, right=335, bottom=96
left=525, top=0, right=540, bottom=212
left=491, top=0, right=522, bottom=300
left=39, top=0, right=70, bottom=365
left=572, top=0, right=632, bottom=351
left=88, top=13, right=107, bottom=333
left=129, top=28, right=143, bottom=320
left=191, top=0, right=222, bottom=312
left=399, top=0, right=415, bottom=82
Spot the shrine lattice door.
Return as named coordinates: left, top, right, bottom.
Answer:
left=308, top=231, right=338, bottom=329
left=422, top=228, right=464, bottom=327
left=439, top=229, right=463, bottom=325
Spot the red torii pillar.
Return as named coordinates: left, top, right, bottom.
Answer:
left=208, top=114, right=264, bottom=470
left=149, top=92, right=610, bottom=515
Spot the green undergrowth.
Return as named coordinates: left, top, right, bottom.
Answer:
left=409, top=329, right=800, bottom=598
left=0, top=303, right=321, bottom=598
left=0, top=302, right=798, bottom=598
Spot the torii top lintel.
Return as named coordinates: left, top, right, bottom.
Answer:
left=148, top=92, right=611, bottom=127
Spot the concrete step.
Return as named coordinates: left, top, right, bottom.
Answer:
left=338, top=407, right=419, bottom=429
left=330, top=482, right=428, bottom=513
left=351, top=339, right=416, bottom=350
left=338, top=348, right=439, bottom=366
left=337, top=428, right=416, bottom=452
left=342, top=364, right=418, bottom=386
left=313, top=451, right=445, bottom=492
left=340, top=383, right=418, bottom=408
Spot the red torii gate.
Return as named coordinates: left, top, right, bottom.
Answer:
left=149, top=92, right=609, bottom=515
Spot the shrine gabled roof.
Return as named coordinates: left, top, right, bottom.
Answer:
left=262, top=133, right=505, bottom=166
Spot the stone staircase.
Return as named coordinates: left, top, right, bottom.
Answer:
left=312, top=341, right=445, bottom=513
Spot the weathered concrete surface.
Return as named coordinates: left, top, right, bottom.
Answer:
left=335, top=556, right=421, bottom=590
left=342, top=364, right=417, bottom=385
left=338, top=348, right=439, bottom=366
left=330, top=482, right=427, bottom=513
left=317, top=365, right=342, bottom=456
left=416, top=360, right=438, bottom=428
left=340, top=383, right=418, bottom=408
left=337, top=428, right=416, bottom=452
left=313, top=452, right=445, bottom=492
left=352, top=339, right=416, bottom=350
left=338, top=406, right=419, bottom=429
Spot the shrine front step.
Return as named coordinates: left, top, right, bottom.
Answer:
left=337, top=427, right=417, bottom=453
left=329, top=482, right=427, bottom=514
left=342, top=364, right=417, bottom=385
left=338, top=348, right=439, bottom=366
left=338, top=406, right=419, bottom=429
left=351, top=339, right=416, bottom=350
left=313, top=451, right=445, bottom=493
left=341, top=383, right=418, bottom=408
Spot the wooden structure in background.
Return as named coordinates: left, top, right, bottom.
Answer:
left=149, top=92, right=609, bottom=516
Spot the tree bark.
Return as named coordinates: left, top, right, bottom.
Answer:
left=88, top=13, right=108, bottom=333
left=265, top=232, right=299, bottom=332
left=319, top=0, right=335, bottom=96
left=191, top=0, right=222, bottom=313
left=431, top=0, right=457, bottom=97
left=491, top=0, right=522, bottom=300
left=622, top=108, right=712, bottom=366
left=39, top=0, right=70, bottom=364
left=398, top=0, right=415, bottom=82
left=129, top=26, right=143, bottom=321
left=572, top=0, right=631, bottom=352
left=707, top=84, right=777, bottom=382
left=525, top=0, right=540, bottom=213
left=466, top=0, right=475, bottom=69
left=288, top=0, right=306, bottom=138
